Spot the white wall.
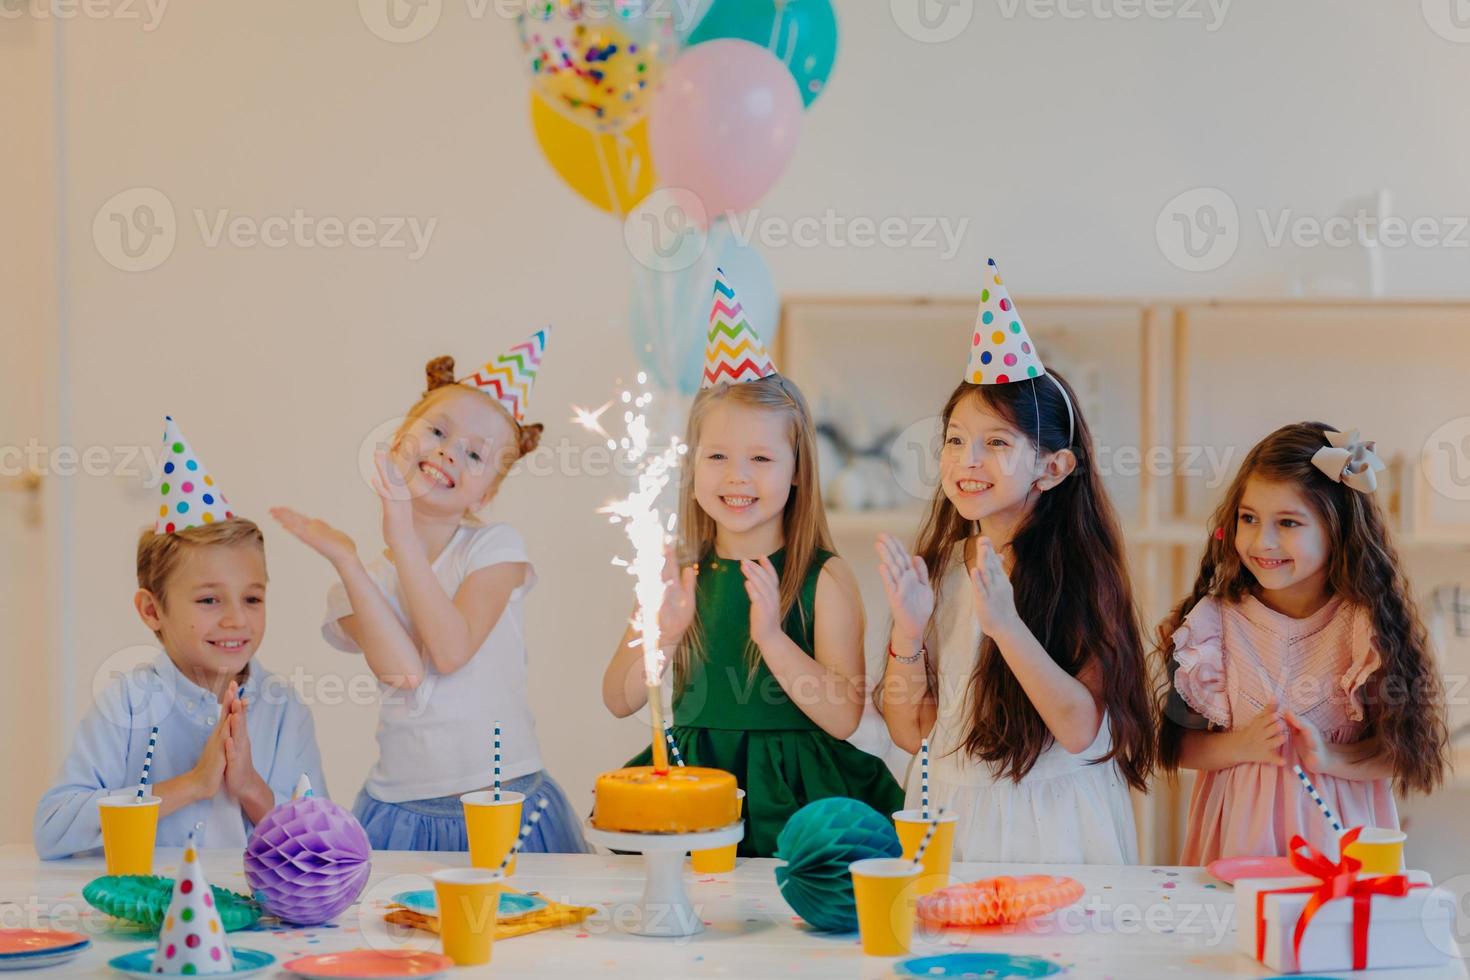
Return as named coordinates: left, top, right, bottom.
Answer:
left=8, top=3, right=1470, bottom=841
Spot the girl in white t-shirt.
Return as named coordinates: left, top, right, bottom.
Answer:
left=273, top=334, right=588, bottom=853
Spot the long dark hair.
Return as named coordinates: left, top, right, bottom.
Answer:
left=1156, top=422, right=1448, bottom=794
left=911, top=371, right=1154, bottom=790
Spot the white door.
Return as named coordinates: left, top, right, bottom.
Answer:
left=0, top=16, right=61, bottom=846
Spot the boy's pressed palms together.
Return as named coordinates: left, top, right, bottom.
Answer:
left=190, top=681, right=236, bottom=799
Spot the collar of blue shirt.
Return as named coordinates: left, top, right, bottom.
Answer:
left=148, top=649, right=256, bottom=728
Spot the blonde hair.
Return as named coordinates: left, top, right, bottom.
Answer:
left=671, top=375, right=834, bottom=693
left=397, top=356, right=545, bottom=518
left=136, top=518, right=266, bottom=612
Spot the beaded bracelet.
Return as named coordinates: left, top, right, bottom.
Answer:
left=888, top=641, right=926, bottom=665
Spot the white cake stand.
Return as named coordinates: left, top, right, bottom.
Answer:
left=584, top=821, right=744, bottom=938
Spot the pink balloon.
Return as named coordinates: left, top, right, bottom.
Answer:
left=648, top=39, right=803, bottom=218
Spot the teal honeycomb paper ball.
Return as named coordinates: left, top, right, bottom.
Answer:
left=773, top=797, right=902, bottom=932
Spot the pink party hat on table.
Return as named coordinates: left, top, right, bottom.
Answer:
left=965, top=258, right=1046, bottom=385
left=702, top=268, right=777, bottom=388
left=152, top=829, right=233, bottom=974
left=155, top=417, right=234, bottom=535
left=458, top=328, right=550, bottom=423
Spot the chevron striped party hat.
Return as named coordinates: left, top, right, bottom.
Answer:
left=702, top=268, right=777, bottom=388
left=459, top=328, right=549, bottom=423
left=155, top=416, right=235, bottom=535
left=965, top=258, right=1046, bottom=385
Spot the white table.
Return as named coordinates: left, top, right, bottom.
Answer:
left=1, top=844, right=1464, bottom=978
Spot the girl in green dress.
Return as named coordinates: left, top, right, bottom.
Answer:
left=601, top=275, right=903, bottom=857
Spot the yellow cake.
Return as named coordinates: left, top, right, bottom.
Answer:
left=592, top=766, right=739, bottom=833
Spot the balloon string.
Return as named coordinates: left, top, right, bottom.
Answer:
left=691, top=219, right=732, bottom=384
left=591, top=130, right=623, bottom=218
left=660, top=258, right=677, bottom=387
left=632, top=259, right=660, bottom=387
left=770, top=4, right=797, bottom=66
left=617, top=129, right=642, bottom=194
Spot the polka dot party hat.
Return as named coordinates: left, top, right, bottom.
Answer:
left=965, top=258, right=1046, bottom=385
left=458, top=327, right=550, bottom=423
left=155, top=416, right=234, bottom=535
left=702, top=267, right=777, bottom=388
left=152, top=829, right=233, bottom=974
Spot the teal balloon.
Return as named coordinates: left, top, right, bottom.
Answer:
left=687, top=0, right=838, bottom=108
left=773, top=797, right=901, bottom=933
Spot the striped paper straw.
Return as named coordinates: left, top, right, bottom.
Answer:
left=662, top=719, right=686, bottom=767
left=497, top=797, right=549, bottom=874
left=920, top=737, right=930, bottom=820
left=493, top=722, right=502, bottom=802
left=910, top=807, right=945, bottom=871
left=1293, top=764, right=1343, bottom=834
left=136, top=726, right=159, bottom=802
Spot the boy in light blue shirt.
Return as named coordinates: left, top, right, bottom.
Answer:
left=35, top=418, right=325, bottom=857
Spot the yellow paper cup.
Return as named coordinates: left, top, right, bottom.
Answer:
left=893, top=809, right=958, bottom=897
left=1343, top=827, right=1407, bottom=875
left=432, top=867, right=503, bottom=966
left=98, top=795, right=160, bottom=876
left=850, top=857, right=919, bottom=957
left=691, top=789, right=744, bottom=874
left=461, top=790, right=523, bottom=876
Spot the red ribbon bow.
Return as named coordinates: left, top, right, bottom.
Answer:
left=1254, top=828, right=1424, bottom=971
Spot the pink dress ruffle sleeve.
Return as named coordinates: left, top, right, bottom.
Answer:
left=1171, top=598, right=1230, bottom=729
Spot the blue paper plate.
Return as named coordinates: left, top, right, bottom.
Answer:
left=390, top=889, right=547, bottom=919
left=896, top=953, right=1065, bottom=978
left=109, top=946, right=275, bottom=978
left=0, top=938, right=89, bottom=959
left=0, top=942, right=89, bottom=971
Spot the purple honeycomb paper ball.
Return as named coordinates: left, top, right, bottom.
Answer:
left=243, top=795, right=372, bottom=925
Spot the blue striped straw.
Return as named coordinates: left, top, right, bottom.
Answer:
left=136, top=726, right=159, bottom=801
left=493, top=722, right=502, bottom=802
left=497, top=797, right=549, bottom=874
left=910, top=807, right=945, bottom=870
left=1293, top=764, right=1343, bottom=834
left=662, top=719, right=685, bottom=767
left=920, top=737, right=930, bottom=820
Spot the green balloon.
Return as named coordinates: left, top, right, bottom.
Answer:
left=687, top=0, right=839, bottom=108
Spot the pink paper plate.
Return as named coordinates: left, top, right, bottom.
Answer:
left=0, top=929, right=89, bottom=956
left=283, top=949, right=453, bottom=979
left=1206, top=855, right=1297, bottom=884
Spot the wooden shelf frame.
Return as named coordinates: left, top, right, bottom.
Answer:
left=780, top=294, right=1470, bottom=864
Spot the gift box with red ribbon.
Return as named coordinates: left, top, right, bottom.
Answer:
left=1233, top=829, right=1455, bottom=973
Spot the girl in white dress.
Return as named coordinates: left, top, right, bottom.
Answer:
left=875, top=261, right=1154, bottom=864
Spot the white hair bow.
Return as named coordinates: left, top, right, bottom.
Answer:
left=1311, top=429, right=1385, bottom=494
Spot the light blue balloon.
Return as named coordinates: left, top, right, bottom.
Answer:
left=687, top=0, right=839, bottom=108
left=629, top=224, right=778, bottom=395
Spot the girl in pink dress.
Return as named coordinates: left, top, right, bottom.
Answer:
left=1157, top=422, right=1448, bottom=865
